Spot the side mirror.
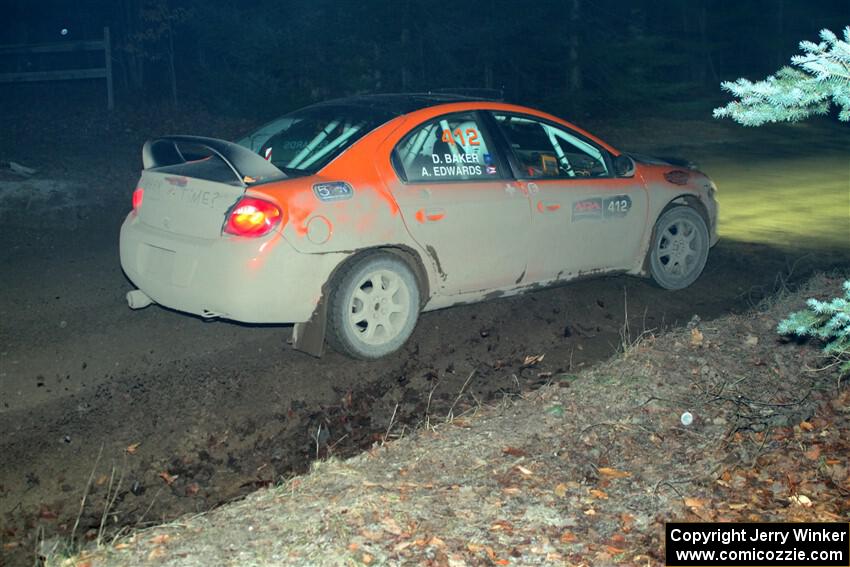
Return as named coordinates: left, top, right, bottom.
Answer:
left=613, top=155, right=635, bottom=177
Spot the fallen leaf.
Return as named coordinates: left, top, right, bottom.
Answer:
left=799, top=421, right=815, bottom=431
left=125, top=442, right=140, bottom=455
left=584, top=508, right=596, bottom=516
left=360, top=529, right=383, bottom=541
left=521, top=353, right=545, bottom=367
left=2, top=542, right=19, bottom=550
left=560, top=532, right=577, bottom=543
left=502, top=446, right=528, bottom=457
left=95, top=474, right=109, bottom=487
left=516, top=465, right=533, bottom=476
left=690, top=328, right=704, bottom=346
left=684, top=497, right=707, bottom=508
left=728, top=503, right=747, bottom=510
left=485, top=546, right=497, bottom=560
left=598, top=467, right=631, bottom=478
left=38, top=506, right=58, bottom=520
left=149, top=534, right=170, bottom=545
left=361, top=552, right=373, bottom=564
left=158, top=472, right=178, bottom=485
left=381, top=517, right=402, bottom=536
left=606, top=545, right=625, bottom=554
left=147, top=547, right=166, bottom=561
left=428, top=536, right=446, bottom=548
left=554, top=483, right=568, bottom=497
left=347, top=543, right=359, bottom=551
left=114, top=543, right=131, bottom=550
left=804, top=445, right=821, bottom=461
left=589, top=488, right=609, bottom=499
left=185, top=482, right=200, bottom=496
left=467, top=543, right=483, bottom=553
left=790, top=494, right=813, bottom=507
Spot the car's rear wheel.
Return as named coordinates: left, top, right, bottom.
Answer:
left=327, top=252, right=420, bottom=359
left=648, top=206, right=709, bottom=290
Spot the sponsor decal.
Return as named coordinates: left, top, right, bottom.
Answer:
left=572, top=197, right=603, bottom=221
left=263, top=147, right=273, bottom=161
left=572, top=195, right=632, bottom=221
left=486, top=165, right=497, bottom=175
left=313, top=181, right=354, bottom=202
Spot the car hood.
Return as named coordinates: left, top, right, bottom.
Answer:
left=626, top=152, right=697, bottom=170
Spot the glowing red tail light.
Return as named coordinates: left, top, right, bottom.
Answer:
left=224, top=197, right=282, bottom=237
left=132, top=187, right=144, bottom=212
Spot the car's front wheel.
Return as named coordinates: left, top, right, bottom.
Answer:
left=648, top=206, right=709, bottom=290
left=327, top=252, right=420, bottom=359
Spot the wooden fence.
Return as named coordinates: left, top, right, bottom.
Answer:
left=0, top=27, right=114, bottom=110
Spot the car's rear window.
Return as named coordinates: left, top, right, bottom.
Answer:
left=240, top=105, right=395, bottom=176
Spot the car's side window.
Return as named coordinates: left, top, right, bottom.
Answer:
left=492, top=113, right=610, bottom=179
left=394, top=113, right=504, bottom=183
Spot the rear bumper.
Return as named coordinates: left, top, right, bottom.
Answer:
left=119, top=213, right=345, bottom=323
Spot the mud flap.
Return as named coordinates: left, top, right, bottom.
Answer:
left=292, top=295, right=327, bottom=357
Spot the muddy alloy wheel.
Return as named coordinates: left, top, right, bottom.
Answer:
left=327, top=252, right=420, bottom=359
left=649, top=206, right=709, bottom=290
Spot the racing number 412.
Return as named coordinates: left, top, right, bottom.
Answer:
left=441, top=128, right=480, bottom=146
left=607, top=199, right=629, bottom=213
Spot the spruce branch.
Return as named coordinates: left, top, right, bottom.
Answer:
left=714, top=26, right=850, bottom=125
left=778, top=280, right=850, bottom=376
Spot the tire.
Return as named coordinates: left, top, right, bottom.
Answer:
left=326, top=252, right=420, bottom=359
left=648, top=206, right=709, bottom=290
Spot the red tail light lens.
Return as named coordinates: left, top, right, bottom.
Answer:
left=132, top=187, right=144, bottom=212
left=224, top=197, right=282, bottom=237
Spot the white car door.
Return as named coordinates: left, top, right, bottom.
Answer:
left=491, top=113, right=649, bottom=283
left=390, top=112, right=532, bottom=295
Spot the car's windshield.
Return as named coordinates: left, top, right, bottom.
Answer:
left=238, top=105, right=395, bottom=176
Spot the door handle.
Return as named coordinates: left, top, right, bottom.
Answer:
left=536, top=201, right=561, bottom=213
left=415, top=208, right=446, bottom=223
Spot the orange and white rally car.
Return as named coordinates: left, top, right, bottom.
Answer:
left=120, top=94, right=718, bottom=359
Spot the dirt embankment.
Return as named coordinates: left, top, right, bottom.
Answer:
left=53, top=273, right=849, bottom=566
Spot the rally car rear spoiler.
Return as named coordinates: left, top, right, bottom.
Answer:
left=142, top=135, right=286, bottom=187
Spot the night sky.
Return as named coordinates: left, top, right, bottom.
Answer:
left=3, top=0, right=849, bottom=118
